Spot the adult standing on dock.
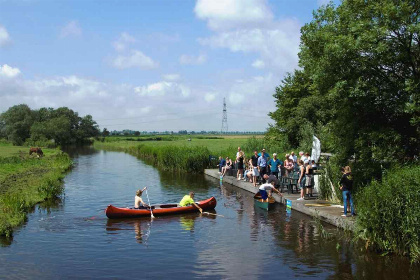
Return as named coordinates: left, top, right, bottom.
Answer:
left=268, top=153, right=282, bottom=179
left=297, top=160, right=306, bottom=201
left=251, top=150, right=260, bottom=187
left=340, top=166, right=355, bottom=217
left=257, top=149, right=268, bottom=183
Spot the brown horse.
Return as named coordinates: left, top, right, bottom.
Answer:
left=29, top=147, right=44, bottom=157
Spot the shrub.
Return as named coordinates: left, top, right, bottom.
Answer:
left=355, top=165, right=420, bottom=262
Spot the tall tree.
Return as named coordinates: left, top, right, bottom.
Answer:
left=0, top=104, right=34, bottom=145
left=271, top=0, right=420, bottom=182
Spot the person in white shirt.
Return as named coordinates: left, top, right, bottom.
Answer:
left=299, top=151, right=307, bottom=163
left=258, top=181, right=282, bottom=202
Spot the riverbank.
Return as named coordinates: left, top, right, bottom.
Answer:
left=0, top=144, right=72, bottom=237
left=205, top=169, right=355, bottom=231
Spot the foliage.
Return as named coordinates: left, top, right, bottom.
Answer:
left=0, top=104, right=34, bottom=145
left=0, top=149, right=72, bottom=237
left=127, top=145, right=211, bottom=173
left=355, top=165, right=420, bottom=262
left=270, top=0, right=420, bottom=185
left=0, top=105, right=100, bottom=146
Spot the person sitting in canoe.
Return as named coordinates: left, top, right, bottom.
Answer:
left=179, top=192, right=203, bottom=213
left=134, top=188, right=150, bottom=209
left=258, top=181, right=282, bottom=202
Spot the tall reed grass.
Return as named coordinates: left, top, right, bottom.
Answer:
left=127, top=144, right=212, bottom=173
left=355, top=165, right=420, bottom=262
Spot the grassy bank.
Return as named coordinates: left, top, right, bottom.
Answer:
left=0, top=142, right=72, bottom=237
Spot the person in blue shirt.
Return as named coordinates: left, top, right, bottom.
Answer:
left=217, top=156, right=226, bottom=173
left=268, top=153, right=283, bottom=178
left=257, top=150, right=268, bottom=183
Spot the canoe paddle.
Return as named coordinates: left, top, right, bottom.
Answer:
left=202, top=212, right=224, bottom=217
left=145, top=187, right=155, bottom=219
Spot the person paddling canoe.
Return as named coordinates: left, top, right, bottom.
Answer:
left=179, top=192, right=203, bottom=213
left=134, top=187, right=150, bottom=209
left=258, top=181, right=282, bottom=202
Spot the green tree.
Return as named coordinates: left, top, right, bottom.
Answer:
left=271, top=0, right=420, bottom=183
left=102, top=128, right=110, bottom=137
left=77, top=115, right=99, bottom=140
left=0, top=104, right=34, bottom=145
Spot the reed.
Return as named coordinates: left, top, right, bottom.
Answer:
left=127, top=144, right=212, bottom=173
left=355, top=165, right=420, bottom=262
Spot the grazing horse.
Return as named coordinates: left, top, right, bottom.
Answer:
left=29, top=147, right=44, bottom=157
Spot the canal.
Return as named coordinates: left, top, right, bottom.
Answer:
left=0, top=147, right=418, bottom=279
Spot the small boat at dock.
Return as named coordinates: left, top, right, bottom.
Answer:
left=253, top=193, right=275, bottom=211
left=106, top=197, right=217, bottom=219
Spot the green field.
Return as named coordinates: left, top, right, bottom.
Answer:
left=94, top=135, right=257, bottom=156
left=0, top=142, right=72, bottom=237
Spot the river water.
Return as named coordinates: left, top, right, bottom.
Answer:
left=0, top=147, right=418, bottom=279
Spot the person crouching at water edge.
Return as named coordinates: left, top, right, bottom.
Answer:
left=134, top=187, right=150, bottom=209
left=179, top=192, right=203, bottom=213
left=259, top=181, right=282, bottom=202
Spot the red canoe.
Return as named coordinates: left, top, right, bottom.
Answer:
left=105, top=197, right=217, bottom=219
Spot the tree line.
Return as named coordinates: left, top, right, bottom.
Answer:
left=0, top=104, right=100, bottom=146
left=268, top=0, right=419, bottom=185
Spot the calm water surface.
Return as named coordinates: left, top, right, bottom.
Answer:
left=0, top=147, right=418, bottom=279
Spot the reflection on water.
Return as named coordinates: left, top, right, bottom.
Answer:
left=0, top=148, right=418, bottom=279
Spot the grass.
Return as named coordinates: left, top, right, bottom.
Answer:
left=95, top=135, right=255, bottom=156
left=0, top=143, right=72, bottom=237
left=93, top=134, right=273, bottom=173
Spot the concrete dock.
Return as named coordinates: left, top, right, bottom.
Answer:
left=204, top=169, right=355, bottom=231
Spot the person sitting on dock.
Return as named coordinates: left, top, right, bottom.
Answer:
left=221, top=157, right=233, bottom=177
left=179, top=192, right=203, bottom=213
left=258, top=181, right=282, bottom=202
left=134, top=188, right=150, bottom=209
left=217, top=156, right=226, bottom=173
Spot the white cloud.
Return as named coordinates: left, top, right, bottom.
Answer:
left=134, top=81, right=190, bottom=98
left=227, top=73, right=276, bottom=106
left=198, top=19, right=300, bottom=73
left=179, top=53, right=207, bottom=65
left=113, top=32, right=136, bottom=52
left=194, top=0, right=273, bottom=31
left=112, top=50, right=159, bottom=70
left=195, top=0, right=301, bottom=74
left=162, top=74, right=181, bottom=81
left=204, top=92, right=216, bottom=102
left=252, top=59, right=265, bottom=69
left=0, top=64, right=21, bottom=78
left=0, top=25, right=11, bottom=47
left=60, top=20, right=82, bottom=38
left=0, top=71, right=273, bottom=131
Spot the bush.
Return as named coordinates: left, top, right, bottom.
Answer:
left=355, top=165, right=420, bottom=262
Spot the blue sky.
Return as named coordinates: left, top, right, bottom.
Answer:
left=0, top=0, right=333, bottom=132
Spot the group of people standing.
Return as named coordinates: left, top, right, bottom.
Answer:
left=217, top=147, right=316, bottom=200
